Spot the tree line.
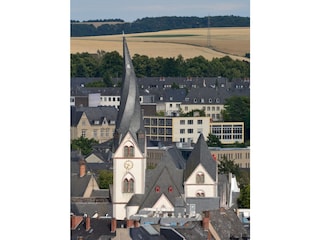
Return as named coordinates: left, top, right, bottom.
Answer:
left=71, top=51, right=250, bottom=80
left=71, top=16, right=250, bottom=37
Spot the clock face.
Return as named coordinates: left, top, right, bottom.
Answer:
left=124, top=160, right=133, bottom=170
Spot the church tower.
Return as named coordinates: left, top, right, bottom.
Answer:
left=112, top=36, right=146, bottom=220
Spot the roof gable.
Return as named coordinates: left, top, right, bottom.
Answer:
left=113, top=131, right=144, bottom=158
left=185, top=134, right=217, bottom=181
left=185, top=164, right=216, bottom=184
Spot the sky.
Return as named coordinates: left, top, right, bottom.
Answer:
left=70, top=0, right=250, bottom=22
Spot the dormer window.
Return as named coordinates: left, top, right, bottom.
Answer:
left=216, top=98, right=220, bottom=103
left=155, top=186, right=160, bottom=192
left=168, top=186, right=173, bottom=193
left=208, top=98, right=212, bottom=103
left=193, top=98, right=197, bottom=103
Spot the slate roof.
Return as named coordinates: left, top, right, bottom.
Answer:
left=71, top=175, right=92, bottom=197
left=130, top=226, right=166, bottom=240
left=86, top=150, right=112, bottom=163
left=70, top=77, right=103, bottom=89
left=209, top=208, right=249, bottom=239
left=113, top=37, right=145, bottom=153
left=184, top=133, right=217, bottom=182
left=173, top=222, right=208, bottom=240
left=182, top=86, right=249, bottom=105
left=71, top=106, right=84, bottom=126
left=71, top=217, right=116, bottom=240
left=148, top=88, right=187, bottom=103
left=127, top=148, right=185, bottom=209
left=75, top=106, right=118, bottom=126
left=86, top=162, right=113, bottom=176
left=71, top=202, right=113, bottom=217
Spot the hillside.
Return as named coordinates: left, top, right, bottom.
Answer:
left=71, top=16, right=250, bottom=37
left=71, top=27, right=250, bottom=61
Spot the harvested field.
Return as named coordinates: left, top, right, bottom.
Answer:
left=71, top=27, right=250, bottom=61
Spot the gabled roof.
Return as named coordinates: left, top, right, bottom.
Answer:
left=182, top=86, right=249, bottom=105
left=71, top=217, right=116, bottom=240
left=148, top=88, right=187, bottom=103
left=71, top=175, right=92, bottom=197
left=184, top=134, right=217, bottom=181
left=71, top=201, right=112, bottom=217
left=76, top=106, right=118, bottom=125
left=173, top=222, right=208, bottom=240
left=127, top=149, right=184, bottom=209
left=209, top=208, right=249, bottom=239
left=71, top=106, right=83, bottom=126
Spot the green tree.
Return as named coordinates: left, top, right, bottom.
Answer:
left=97, top=170, right=113, bottom=189
left=218, top=156, right=240, bottom=179
left=103, top=72, right=113, bottom=87
left=237, top=184, right=250, bottom=208
left=206, top=133, right=222, bottom=147
left=71, top=136, right=98, bottom=156
left=181, top=109, right=205, bottom=117
left=221, top=96, right=250, bottom=141
left=171, top=82, right=180, bottom=89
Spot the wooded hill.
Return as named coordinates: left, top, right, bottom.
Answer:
left=71, top=16, right=250, bottom=37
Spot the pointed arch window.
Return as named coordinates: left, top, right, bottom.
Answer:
left=124, top=146, right=135, bottom=157
left=123, top=178, right=134, bottom=193
left=196, top=172, right=205, bottom=184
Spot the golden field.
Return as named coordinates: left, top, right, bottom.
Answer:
left=71, top=27, right=250, bottom=61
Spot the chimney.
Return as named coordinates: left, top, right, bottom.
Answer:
left=79, top=159, right=86, bottom=177
left=134, top=220, right=140, bottom=228
left=85, top=217, right=91, bottom=231
left=202, top=211, right=210, bottom=230
left=71, top=215, right=83, bottom=230
left=127, top=219, right=134, bottom=228
left=111, top=218, right=117, bottom=233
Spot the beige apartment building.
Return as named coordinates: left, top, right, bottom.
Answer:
left=144, top=115, right=245, bottom=145
left=209, top=147, right=250, bottom=168
left=71, top=106, right=118, bottom=143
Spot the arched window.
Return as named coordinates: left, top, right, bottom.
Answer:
left=124, top=146, right=129, bottom=157
left=123, top=178, right=134, bottom=193
left=196, top=190, right=205, bottom=197
left=129, top=146, right=134, bottom=157
left=124, top=146, right=135, bottom=157
left=196, top=172, right=205, bottom=184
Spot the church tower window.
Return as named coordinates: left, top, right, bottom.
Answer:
left=124, top=146, right=135, bottom=157
left=123, top=178, right=134, bottom=193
